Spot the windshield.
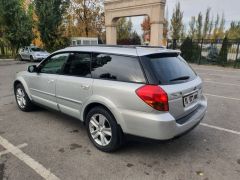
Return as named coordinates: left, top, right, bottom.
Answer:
left=144, top=54, right=197, bottom=85
left=31, top=47, right=45, bottom=52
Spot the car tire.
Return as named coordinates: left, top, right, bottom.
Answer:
left=86, top=106, right=123, bottom=152
left=14, top=83, right=35, bottom=112
left=30, top=56, right=34, bottom=62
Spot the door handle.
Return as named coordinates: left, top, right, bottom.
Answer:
left=81, top=84, right=90, bottom=90
left=47, top=79, right=55, bottom=83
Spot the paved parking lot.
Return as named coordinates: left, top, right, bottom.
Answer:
left=0, top=60, right=240, bottom=180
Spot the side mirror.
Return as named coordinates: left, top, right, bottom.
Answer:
left=28, top=65, right=37, bottom=73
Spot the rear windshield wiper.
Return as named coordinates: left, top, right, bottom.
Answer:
left=170, top=76, right=190, bottom=82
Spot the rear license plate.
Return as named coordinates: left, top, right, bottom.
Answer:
left=183, top=91, right=198, bottom=107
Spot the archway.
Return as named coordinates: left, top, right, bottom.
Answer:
left=104, top=0, right=166, bottom=46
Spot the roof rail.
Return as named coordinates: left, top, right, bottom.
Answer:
left=136, top=45, right=166, bottom=49
left=69, top=44, right=165, bottom=49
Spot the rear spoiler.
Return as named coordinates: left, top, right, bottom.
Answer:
left=136, top=47, right=181, bottom=57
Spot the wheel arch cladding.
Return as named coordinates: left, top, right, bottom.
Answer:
left=14, top=79, right=32, bottom=100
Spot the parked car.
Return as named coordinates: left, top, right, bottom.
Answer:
left=13, top=45, right=207, bottom=152
left=17, top=46, right=50, bottom=62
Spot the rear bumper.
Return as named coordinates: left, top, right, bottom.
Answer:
left=120, top=95, right=207, bottom=140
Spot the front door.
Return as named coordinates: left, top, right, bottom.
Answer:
left=28, top=53, right=70, bottom=110
left=56, top=52, right=93, bottom=119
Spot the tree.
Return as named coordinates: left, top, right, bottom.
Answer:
left=141, top=16, right=151, bottom=43
left=163, top=6, right=169, bottom=42
left=180, top=37, right=193, bottom=62
left=203, top=8, right=211, bottom=39
left=116, top=18, right=141, bottom=45
left=189, top=16, right=196, bottom=39
left=180, top=37, right=200, bottom=63
left=170, top=2, right=183, bottom=49
left=141, top=16, right=151, bottom=33
left=227, top=21, right=240, bottom=40
left=170, top=2, right=183, bottom=40
left=213, top=14, right=220, bottom=40
left=180, top=25, right=186, bottom=39
left=117, top=18, right=133, bottom=44
left=0, top=2, right=6, bottom=55
left=71, top=0, right=104, bottom=38
left=196, top=12, right=203, bottom=41
left=218, top=13, right=225, bottom=38
left=212, top=13, right=225, bottom=40
left=0, top=0, right=34, bottom=55
left=219, top=36, right=229, bottom=66
left=35, top=0, right=70, bottom=51
left=208, top=17, right=214, bottom=39
left=130, top=31, right=141, bottom=45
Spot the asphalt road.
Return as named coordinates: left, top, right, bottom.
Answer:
left=0, top=60, right=240, bottom=180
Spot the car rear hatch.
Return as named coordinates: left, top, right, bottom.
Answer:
left=161, top=77, right=203, bottom=119
left=140, top=53, right=203, bottom=119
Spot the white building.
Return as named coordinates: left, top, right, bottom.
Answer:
left=71, top=37, right=98, bottom=46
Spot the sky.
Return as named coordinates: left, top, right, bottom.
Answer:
left=131, top=0, right=240, bottom=35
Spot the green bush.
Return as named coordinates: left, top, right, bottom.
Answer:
left=180, top=37, right=201, bottom=63
left=218, top=37, right=229, bottom=66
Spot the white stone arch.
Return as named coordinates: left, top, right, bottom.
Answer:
left=104, top=0, right=166, bottom=46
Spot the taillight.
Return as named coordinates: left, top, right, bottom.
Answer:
left=136, top=85, right=169, bottom=111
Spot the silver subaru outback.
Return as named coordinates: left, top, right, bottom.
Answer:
left=14, top=46, right=207, bottom=152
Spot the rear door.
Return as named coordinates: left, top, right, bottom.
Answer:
left=56, top=52, right=93, bottom=119
left=141, top=54, right=202, bottom=119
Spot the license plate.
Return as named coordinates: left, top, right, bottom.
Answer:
left=183, top=91, right=198, bottom=107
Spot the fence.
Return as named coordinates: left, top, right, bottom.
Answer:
left=167, top=39, right=240, bottom=68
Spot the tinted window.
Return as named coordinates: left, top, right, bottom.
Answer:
left=40, top=53, right=69, bottom=74
left=144, top=54, right=197, bottom=85
left=63, top=52, right=91, bottom=77
left=31, top=47, right=44, bottom=52
left=91, top=54, right=145, bottom=83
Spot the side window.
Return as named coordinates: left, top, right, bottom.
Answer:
left=91, top=53, right=146, bottom=83
left=40, top=53, right=69, bottom=74
left=63, top=52, right=91, bottom=77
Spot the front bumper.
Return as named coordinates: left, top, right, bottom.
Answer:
left=121, top=95, right=207, bottom=140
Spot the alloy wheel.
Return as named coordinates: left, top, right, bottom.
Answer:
left=89, top=114, right=112, bottom=146
left=16, top=88, right=26, bottom=109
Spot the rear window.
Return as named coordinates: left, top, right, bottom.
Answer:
left=143, top=54, right=197, bottom=85
left=91, top=53, right=146, bottom=83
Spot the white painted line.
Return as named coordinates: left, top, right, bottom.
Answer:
left=0, top=136, right=60, bottom=180
left=200, top=123, right=240, bottom=135
left=198, top=72, right=240, bottom=79
left=0, top=143, right=28, bottom=156
left=204, top=78, right=212, bottom=81
left=205, top=93, right=240, bottom=101
left=204, top=81, right=240, bottom=87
